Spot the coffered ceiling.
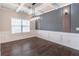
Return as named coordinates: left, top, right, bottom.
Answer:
left=0, top=3, right=71, bottom=16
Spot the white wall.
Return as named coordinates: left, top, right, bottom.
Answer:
left=0, top=20, right=36, bottom=43
left=36, top=30, right=79, bottom=50
left=0, top=30, right=36, bottom=43
left=0, top=8, right=36, bottom=43
left=0, top=8, right=31, bottom=31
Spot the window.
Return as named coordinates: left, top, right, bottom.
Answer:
left=22, top=20, right=30, bottom=32
left=11, top=17, right=30, bottom=33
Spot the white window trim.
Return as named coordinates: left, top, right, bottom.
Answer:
left=11, top=17, right=30, bottom=34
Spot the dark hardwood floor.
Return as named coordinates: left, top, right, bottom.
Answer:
left=1, top=37, right=79, bottom=56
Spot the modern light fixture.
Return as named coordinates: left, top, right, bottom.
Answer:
left=32, top=3, right=36, bottom=17
left=64, top=8, right=69, bottom=15
left=30, top=17, right=40, bottom=21
left=31, top=3, right=40, bottom=29
left=31, top=3, right=40, bottom=21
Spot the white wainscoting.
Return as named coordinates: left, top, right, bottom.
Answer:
left=1, top=30, right=79, bottom=50
left=0, top=30, right=36, bottom=43
left=36, top=30, right=79, bottom=50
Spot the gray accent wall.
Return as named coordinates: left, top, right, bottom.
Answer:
left=37, top=3, right=79, bottom=33
left=71, top=3, right=79, bottom=33
left=37, top=7, right=64, bottom=32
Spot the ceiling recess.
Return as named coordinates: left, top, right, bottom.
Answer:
left=0, top=3, right=71, bottom=16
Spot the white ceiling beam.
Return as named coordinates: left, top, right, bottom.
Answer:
left=16, top=3, right=25, bottom=12
left=35, top=3, right=72, bottom=15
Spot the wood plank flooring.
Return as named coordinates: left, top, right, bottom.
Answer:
left=1, top=37, right=79, bottom=56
